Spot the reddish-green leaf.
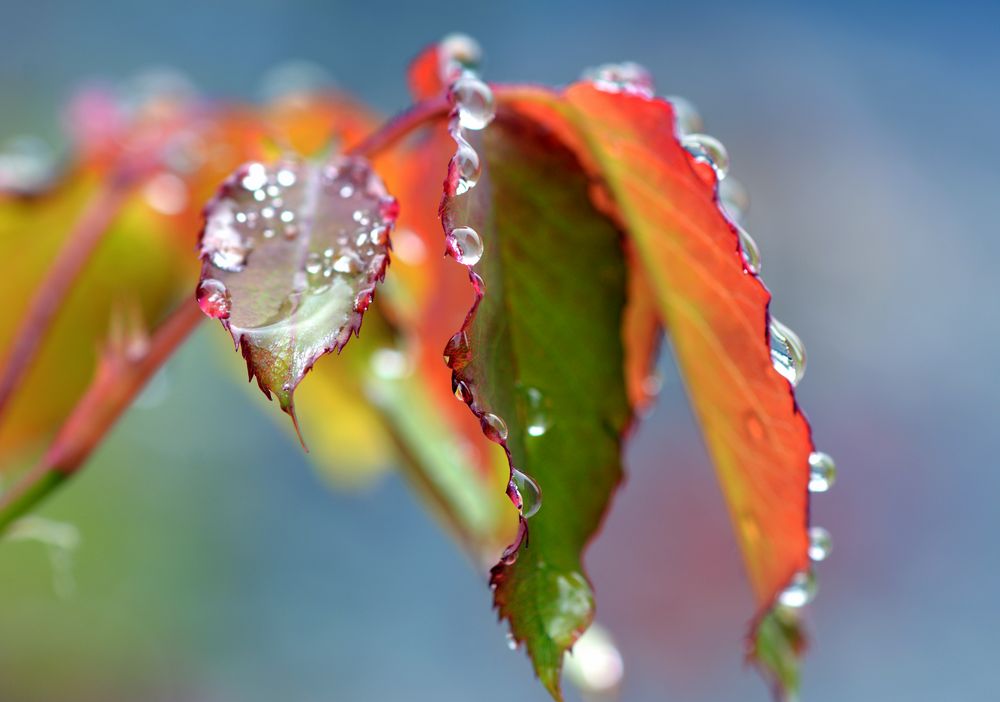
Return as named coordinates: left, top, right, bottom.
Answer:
left=196, top=156, right=398, bottom=432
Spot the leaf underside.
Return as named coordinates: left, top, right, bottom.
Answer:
left=442, top=110, right=633, bottom=697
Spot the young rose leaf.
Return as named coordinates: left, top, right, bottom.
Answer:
left=498, top=82, right=816, bottom=690
left=440, top=111, right=632, bottom=698
left=196, top=156, right=397, bottom=433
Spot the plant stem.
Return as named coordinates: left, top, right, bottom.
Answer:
left=0, top=300, right=203, bottom=534
left=0, top=171, right=141, bottom=427
left=348, top=95, right=451, bottom=159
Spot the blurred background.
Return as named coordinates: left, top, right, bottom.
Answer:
left=1, top=0, right=998, bottom=700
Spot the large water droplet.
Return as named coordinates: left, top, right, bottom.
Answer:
left=451, top=75, right=495, bottom=130
left=737, top=225, right=761, bottom=275
left=778, top=570, right=817, bottom=608
left=808, top=526, right=832, bottom=562
left=681, top=133, right=730, bottom=180
left=481, top=412, right=508, bottom=443
left=808, top=451, right=836, bottom=492
left=196, top=278, right=231, bottom=319
left=563, top=623, right=624, bottom=696
left=448, top=226, right=483, bottom=265
left=769, top=318, right=806, bottom=386
left=443, top=330, right=471, bottom=369
left=511, top=469, right=542, bottom=518
left=665, top=95, right=703, bottom=135
left=452, top=136, right=481, bottom=195
left=522, top=386, right=550, bottom=437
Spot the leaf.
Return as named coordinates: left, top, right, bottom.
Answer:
left=497, top=82, right=815, bottom=684
left=440, top=110, right=633, bottom=697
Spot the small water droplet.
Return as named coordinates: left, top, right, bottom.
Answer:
left=719, top=176, right=749, bottom=223
left=143, top=172, right=188, bottom=215
left=448, top=226, right=483, bottom=265
left=681, top=133, right=729, bottom=180
left=582, top=62, right=654, bottom=97
left=370, top=348, right=410, bottom=380
left=451, top=75, right=495, bottom=130
left=280, top=210, right=295, bottom=223
left=769, top=318, right=806, bottom=386
left=737, top=225, right=761, bottom=275
left=778, top=570, right=817, bottom=608
left=481, top=413, right=508, bottom=443
left=339, top=184, right=354, bottom=198
left=440, top=33, right=482, bottom=71
left=808, top=451, right=836, bottom=493
left=808, top=526, right=832, bottom=562
left=241, top=162, right=268, bottom=191
left=333, top=254, right=359, bottom=274
left=505, top=631, right=518, bottom=650
left=196, top=278, right=231, bottom=319
left=511, top=469, right=542, bottom=518
left=452, top=137, right=481, bottom=195
left=665, top=95, right=703, bottom=135
left=521, top=386, right=550, bottom=437
left=452, top=375, right=474, bottom=404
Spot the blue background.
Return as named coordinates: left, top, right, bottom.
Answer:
left=1, top=0, right=998, bottom=700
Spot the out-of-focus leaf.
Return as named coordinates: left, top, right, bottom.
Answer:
left=498, top=82, right=815, bottom=685
left=196, top=155, right=397, bottom=432
left=440, top=111, right=633, bottom=697
left=751, top=607, right=807, bottom=700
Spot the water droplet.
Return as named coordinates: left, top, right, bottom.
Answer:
left=451, top=75, right=495, bottom=130
left=143, top=172, right=188, bottom=215
left=582, top=62, right=654, bottom=97
left=505, top=631, right=518, bottom=650
left=681, top=133, right=729, bottom=180
left=196, top=278, right=231, bottom=319
left=280, top=210, right=295, bottom=223
left=511, top=469, right=542, bottom=518
left=521, top=386, right=550, bottom=437
left=563, top=623, right=624, bottom=695
left=719, top=176, right=749, bottom=223
left=440, top=33, right=482, bottom=71
left=0, top=135, right=56, bottom=192
left=778, top=570, right=817, bottom=608
left=370, top=348, right=410, bottom=380
left=203, top=202, right=250, bottom=272
left=241, top=162, right=268, bottom=191
left=443, top=330, right=471, bottom=369
left=808, top=526, right=832, bottom=562
left=452, top=137, right=481, bottom=195
left=737, top=225, right=761, bottom=275
left=448, top=226, right=483, bottom=265
left=481, top=412, right=508, bottom=443
left=452, top=375, right=474, bottom=404
left=769, top=318, right=806, bottom=386
left=339, top=184, right=354, bottom=198
left=665, top=95, right=703, bottom=135
left=808, top=451, right=836, bottom=493
left=333, top=251, right=361, bottom=274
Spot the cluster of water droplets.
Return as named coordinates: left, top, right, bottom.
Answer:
left=196, top=155, right=397, bottom=380
left=583, top=63, right=837, bottom=613
left=433, top=36, right=543, bottom=525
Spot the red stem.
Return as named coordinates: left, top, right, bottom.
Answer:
left=348, top=95, right=452, bottom=159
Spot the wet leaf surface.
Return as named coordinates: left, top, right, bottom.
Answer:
left=196, top=156, right=397, bottom=431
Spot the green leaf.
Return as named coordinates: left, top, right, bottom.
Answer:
left=443, top=111, right=632, bottom=698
